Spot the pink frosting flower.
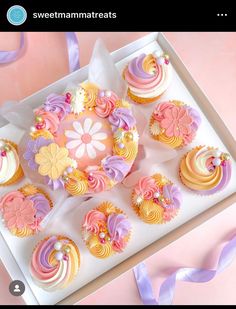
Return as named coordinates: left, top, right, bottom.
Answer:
left=3, top=197, right=36, bottom=229
left=0, top=191, right=25, bottom=210
left=29, top=217, right=42, bottom=232
left=153, top=102, right=173, bottom=122
left=161, top=106, right=193, bottom=137
left=135, top=176, right=158, bottom=200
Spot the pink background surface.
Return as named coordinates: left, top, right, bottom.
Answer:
left=0, top=32, right=236, bottom=305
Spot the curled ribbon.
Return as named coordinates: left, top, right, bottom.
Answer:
left=133, top=232, right=236, bottom=305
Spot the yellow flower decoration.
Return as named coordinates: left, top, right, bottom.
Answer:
left=35, top=143, right=72, bottom=180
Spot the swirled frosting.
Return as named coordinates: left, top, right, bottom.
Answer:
left=107, top=213, right=131, bottom=252
left=180, top=146, right=232, bottom=194
left=0, top=141, right=21, bottom=185
left=28, top=193, right=51, bottom=218
left=86, top=167, right=109, bottom=193
left=139, top=200, right=164, bottom=224
left=95, top=90, right=118, bottom=118
left=30, top=235, right=80, bottom=291
left=132, top=173, right=182, bottom=224
left=35, top=109, right=60, bottom=134
left=44, top=93, right=71, bottom=120
left=134, top=176, right=158, bottom=200
left=109, top=108, right=136, bottom=131
left=124, top=53, right=172, bottom=100
left=82, top=209, right=106, bottom=234
left=102, top=155, right=130, bottom=182
left=82, top=202, right=131, bottom=259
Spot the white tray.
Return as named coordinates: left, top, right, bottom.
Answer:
left=0, top=32, right=235, bottom=305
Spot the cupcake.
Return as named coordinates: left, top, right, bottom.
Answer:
left=131, top=173, right=182, bottom=224
left=0, top=184, right=53, bottom=237
left=23, top=83, right=139, bottom=196
left=123, top=51, right=172, bottom=104
left=0, top=139, right=24, bottom=186
left=30, top=235, right=80, bottom=291
left=82, top=202, right=131, bottom=259
left=179, top=146, right=232, bottom=195
left=149, top=100, right=201, bottom=149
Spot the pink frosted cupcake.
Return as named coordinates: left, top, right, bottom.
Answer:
left=149, top=100, right=201, bottom=148
left=123, top=51, right=172, bottom=104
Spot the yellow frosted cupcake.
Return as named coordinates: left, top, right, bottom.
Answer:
left=0, top=184, right=53, bottom=237
left=131, top=173, right=182, bottom=224
left=179, top=146, right=232, bottom=195
left=123, top=52, right=172, bottom=104
left=82, top=202, right=131, bottom=259
left=30, top=235, right=80, bottom=291
left=0, top=139, right=24, bottom=186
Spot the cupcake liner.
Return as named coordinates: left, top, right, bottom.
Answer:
left=127, top=87, right=162, bottom=104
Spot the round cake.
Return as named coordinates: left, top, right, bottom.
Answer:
left=0, top=139, right=24, bottom=186
left=30, top=235, right=80, bottom=291
left=179, top=146, right=232, bottom=195
left=0, top=184, right=53, bottom=237
left=82, top=202, right=131, bottom=259
left=123, top=51, right=172, bottom=104
left=23, top=82, right=139, bottom=196
left=131, top=173, right=182, bottom=224
left=149, top=100, right=201, bottom=148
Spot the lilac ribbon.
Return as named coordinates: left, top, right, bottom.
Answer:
left=0, top=32, right=80, bottom=72
left=65, top=32, right=80, bottom=72
left=133, top=233, right=236, bottom=305
left=0, top=32, right=24, bottom=63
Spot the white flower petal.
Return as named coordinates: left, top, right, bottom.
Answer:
left=73, top=121, right=84, bottom=134
left=66, top=139, right=82, bottom=149
left=65, top=130, right=81, bottom=139
left=91, top=140, right=106, bottom=151
left=75, top=143, right=85, bottom=158
left=83, top=118, right=93, bottom=133
left=89, top=122, right=102, bottom=135
left=92, top=132, right=107, bottom=141
left=86, top=143, right=97, bottom=159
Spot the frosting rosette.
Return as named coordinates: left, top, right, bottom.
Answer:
left=82, top=202, right=131, bottom=259
left=0, top=139, right=24, bottom=186
left=179, top=146, right=232, bottom=195
left=123, top=52, right=172, bottom=104
left=30, top=235, right=80, bottom=291
left=23, top=83, right=138, bottom=196
left=149, top=100, right=201, bottom=148
left=0, top=184, right=53, bottom=237
left=131, top=173, right=182, bottom=224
